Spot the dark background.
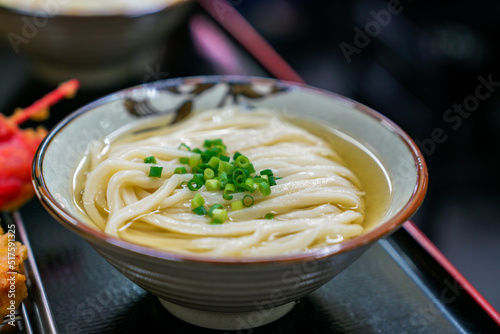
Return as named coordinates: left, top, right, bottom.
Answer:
left=0, top=0, right=499, bottom=318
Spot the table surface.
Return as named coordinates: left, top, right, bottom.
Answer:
left=0, top=2, right=499, bottom=333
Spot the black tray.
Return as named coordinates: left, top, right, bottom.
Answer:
left=1, top=2, right=499, bottom=333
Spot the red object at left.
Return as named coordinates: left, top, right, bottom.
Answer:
left=0, top=79, right=80, bottom=211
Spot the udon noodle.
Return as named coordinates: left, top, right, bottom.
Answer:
left=78, top=107, right=365, bottom=256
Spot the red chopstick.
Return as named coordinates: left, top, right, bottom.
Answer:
left=197, top=0, right=304, bottom=84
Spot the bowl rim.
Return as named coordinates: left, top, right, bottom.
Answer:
left=0, top=0, right=191, bottom=19
left=32, top=74, right=428, bottom=265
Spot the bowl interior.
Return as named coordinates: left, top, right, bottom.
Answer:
left=34, top=75, right=427, bottom=261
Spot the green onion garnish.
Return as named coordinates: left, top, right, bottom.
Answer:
left=148, top=166, right=163, bottom=178
left=260, top=169, right=273, bottom=177
left=238, top=183, right=255, bottom=193
left=257, top=181, right=271, bottom=197
left=187, top=178, right=204, bottom=191
left=218, top=160, right=234, bottom=174
left=204, top=168, right=215, bottom=180
left=233, top=168, right=246, bottom=185
left=245, top=178, right=256, bottom=190
left=223, top=183, right=236, bottom=200
left=218, top=171, right=228, bottom=187
left=174, top=167, right=187, bottom=174
left=144, top=156, right=157, bottom=164
left=192, top=206, right=207, bottom=215
left=205, top=179, right=221, bottom=191
left=211, top=208, right=228, bottom=223
left=175, top=139, right=278, bottom=223
left=208, top=204, right=224, bottom=217
left=189, top=154, right=201, bottom=168
left=269, top=176, right=277, bottom=186
left=191, top=193, right=205, bottom=208
left=264, top=213, right=274, bottom=220
left=231, top=200, right=243, bottom=211
left=234, top=155, right=250, bottom=168
left=207, top=157, right=220, bottom=169
left=246, top=163, right=256, bottom=174
left=242, top=195, right=254, bottom=207
left=178, top=143, right=191, bottom=151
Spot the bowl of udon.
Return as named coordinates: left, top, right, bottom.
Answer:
left=0, top=0, right=193, bottom=89
left=32, top=75, right=427, bottom=330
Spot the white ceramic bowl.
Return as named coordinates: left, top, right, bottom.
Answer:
left=0, top=1, right=193, bottom=89
left=32, top=75, right=428, bottom=330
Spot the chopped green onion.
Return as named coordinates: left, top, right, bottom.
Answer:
left=269, top=176, right=277, bottom=186
left=174, top=139, right=278, bottom=220
left=238, top=183, right=255, bottom=193
left=211, top=208, right=228, bottom=222
left=205, top=179, right=221, bottom=191
left=246, top=164, right=256, bottom=174
left=204, top=168, right=215, bottom=180
left=203, top=139, right=213, bottom=148
left=218, top=160, right=234, bottom=174
left=257, top=181, right=271, bottom=196
left=197, top=163, right=210, bottom=170
left=189, top=154, right=201, bottom=168
left=233, top=168, right=246, bottom=185
left=187, top=178, right=204, bottom=191
left=231, top=200, right=243, bottom=211
left=192, top=206, right=207, bottom=215
left=245, top=178, right=256, bottom=190
left=178, top=143, right=191, bottom=151
left=260, top=169, right=273, bottom=177
left=148, top=166, right=163, bottom=178
left=144, top=156, right=157, bottom=164
left=207, top=156, right=220, bottom=169
left=235, top=155, right=250, bottom=168
left=203, top=138, right=224, bottom=148
left=243, top=195, right=254, bottom=207
left=208, top=204, right=224, bottom=217
left=264, top=213, right=274, bottom=219
left=218, top=171, right=228, bottom=187
left=174, top=167, right=187, bottom=174
left=214, top=145, right=226, bottom=154
left=223, top=183, right=236, bottom=200
left=191, top=194, right=205, bottom=208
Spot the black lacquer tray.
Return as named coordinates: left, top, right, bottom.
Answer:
left=0, top=2, right=499, bottom=333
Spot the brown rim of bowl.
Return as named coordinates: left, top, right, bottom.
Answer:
left=0, top=0, right=191, bottom=19
left=32, top=75, right=428, bottom=265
